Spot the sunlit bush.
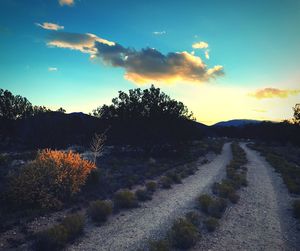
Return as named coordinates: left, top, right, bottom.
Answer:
left=7, top=149, right=96, bottom=210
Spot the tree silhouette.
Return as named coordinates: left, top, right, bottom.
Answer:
left=0, top=89, right=33, bottom=119
left=93, top=85, right=194, bottom=121
left=0, top=89, right=61, bottom=120
left=293, top=104, right=300, bottom=125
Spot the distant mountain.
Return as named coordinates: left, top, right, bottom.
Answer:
left=213, top=119, right=263, bottom=127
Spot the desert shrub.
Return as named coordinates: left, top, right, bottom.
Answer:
left=149, top=239, right=171, bottom=251
left=146, top=181, right=157, bottom=193
left=198, top=194, right=213, bottom=213
left=185, top=211, right=202, bottom=227
left=228, top=192, right=240, bottom=204
left=166, top=171, right=182, bottom=184
left=0, top=154, right=9, bottom=165
left=113, top=189, right=138, bottom=209
left=35, top=224, right=68, bottom=251
left=61, top=213, right=85, bottom=240
left=86, top=169, right=101, bottom=186
left=186, top=167, right=196, bottom=175
left=160, top=176, right=172, bottom=189
left=179, top=170, right=189, bottom=178
left=213, top=180, right=235, bottom=198
left=170, top=218, right=199, bottom=249
left=7, top=149, right=95, bottom=210
left=135, top=189, right=152, bottom=201
left=208, top=198, right=227, bottom=218
left=34, top=213, right=84, bottom=251
left=293, top=200, right=300, bottom=218
left=88, top=200, right=112, bottom=223
left=203, top=217, right=219, bottom=232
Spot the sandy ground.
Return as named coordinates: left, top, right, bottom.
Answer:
left=193, top=143, right=300, bottom=251
left=67, top=143, right=232, bottom=251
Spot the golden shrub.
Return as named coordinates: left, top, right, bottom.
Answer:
left=8, top=149, right=96, bottom=209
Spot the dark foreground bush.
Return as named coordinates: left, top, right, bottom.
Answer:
left=166, top=171, right=182, bottom=184
left=88, top=200, right=112, bottom=223
left=149, top=239, right=171, bottom=251
left=185, top=211, right=202, bottom=227
left=207, top=198, right=227, bottom=218
left=203, top=217, right=219, bottom=232
left=135, top=189, right=152, bottom=201
left=34, top=213, right=84, bottom=251
left=170, top=218, right=199, bottom=249
left=198, top=194, right=213, bottom=213
left=113, top=189, right=138, bottom=209
left=228, top=191, right=240, bottom=204
left=160, top=176, right=172, bottom=189
left=212, top=180, right=235, bottom=198
left=146, top=181, right=157, bottom=193
left=293, top=200, right=300, bottom=219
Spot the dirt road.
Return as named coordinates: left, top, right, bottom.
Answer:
left=68, top=143, right=232, bottom=251
left=194, top=143, right=300, bottom=251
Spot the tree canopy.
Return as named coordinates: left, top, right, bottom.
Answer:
left=92, top=85, right=194, bottom=121
left=293, top=103, right=300, bottom=125
left=0, top=89, right=59, bottom=120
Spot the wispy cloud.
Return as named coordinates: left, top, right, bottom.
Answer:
left=36, top=22, right=64, bottom=31
left=192, top=41, right=209, bottom=49
left=250, top=88, right=300, bottom=99
left=46, top=31, right=224, bottom=85
left=153, top=31, right=166, bottom=35
left=58, top=0, right=74, bottom=6
left=48, top=67, right=58, bottom=71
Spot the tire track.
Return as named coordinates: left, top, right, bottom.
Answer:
left=67, top=143, right=232, bottom=251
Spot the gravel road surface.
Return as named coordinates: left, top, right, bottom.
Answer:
left=68, top=143, right=232, bottom=251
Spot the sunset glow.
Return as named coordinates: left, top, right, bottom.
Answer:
left=1, top=0, right=299, bottom=124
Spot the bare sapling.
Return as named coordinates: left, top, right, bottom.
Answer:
left=90, top=132, right=106, bottom=164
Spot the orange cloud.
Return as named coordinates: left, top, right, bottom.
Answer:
left=250, top=88, right=300, bottom=99
left=58, top=0, right=74, bottom=6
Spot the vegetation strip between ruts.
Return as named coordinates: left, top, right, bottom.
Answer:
left=148, top=142, right=248, bottom=251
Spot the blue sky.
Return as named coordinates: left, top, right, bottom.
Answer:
left=0, top=0, right=299, bottom=124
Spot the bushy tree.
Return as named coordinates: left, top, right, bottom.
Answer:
left=293, top=104, right=300, bottom=125
left=92, top=85, right=194, bottom=121
left=0, top=89, right=33, bottom=119
left=0, top=88, right=61, bottom=120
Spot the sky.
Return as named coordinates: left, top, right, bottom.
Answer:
left=0, top=0, right=299, bottom=125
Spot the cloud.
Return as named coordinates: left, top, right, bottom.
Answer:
left=153, top=31, right=166, bottom=35
left=36, top=22, right=64, bottom=31
left=47, top=32, right=115, bottom=55
left=48, top=67, right=58, bottom=71
left=192, top=41, right=209, bottom=49
left=250, top=88, right=300, bottom=99
left=47, top=31, right=224, bottom=84
left=58, top=0, right=74, bottom=6
left=205, top=50, right=210, bottom=59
